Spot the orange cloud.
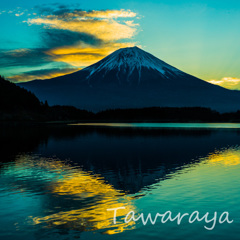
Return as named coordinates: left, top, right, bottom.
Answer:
left=46, top=42, right=136, bottom=67
left=207, top=77, right=240, bottom=90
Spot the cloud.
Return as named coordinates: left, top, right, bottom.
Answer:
left=46, top=42, right=136, bottom=67
left=34, top=3, right=81, bottom=15
left=207, top=77, right=240, bottom=90
left=8, top=67, right=80, bottom=82
left=0, top=48, right=51, bottom=67
left=82, top=9, right=136, bottom=18
left=15, top=12, right=24, bottom=17
left=41, top=29, right=102, bottom=48
left=0, top=8, right=27, bottom=17
left=0, top=28, right=103, bottom=68
left=125, top=20, right=139, bottom=27
left=27, top=12, right=137, bottom=42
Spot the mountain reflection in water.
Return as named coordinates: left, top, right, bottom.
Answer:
left=1, top=154, right=136, bottom=235
left=1, top=124, right=240, bottom=239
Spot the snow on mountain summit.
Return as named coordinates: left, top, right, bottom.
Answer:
left=83, top=46, right=183, bottom=80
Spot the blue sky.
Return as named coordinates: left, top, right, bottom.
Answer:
left=0, top=0, right=240, bottom=89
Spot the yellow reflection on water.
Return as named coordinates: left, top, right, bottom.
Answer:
left=3, top=155, right=136, bottom=235
left=33, top=169, right=136, bottom=234
left=207, top=147, right=240, bottom=166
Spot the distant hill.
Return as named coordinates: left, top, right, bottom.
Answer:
left=18, top=46, right=240, bottom=112
left=0, top=76, right=92, bottom=121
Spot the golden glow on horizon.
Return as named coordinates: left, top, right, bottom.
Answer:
left=206, top=77, right=240, bottom=90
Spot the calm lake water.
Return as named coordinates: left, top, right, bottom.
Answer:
left=1, top=123, right=240, bottom=240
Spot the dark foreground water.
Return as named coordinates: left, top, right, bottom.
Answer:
left=1, top=123, right=240, bottom=240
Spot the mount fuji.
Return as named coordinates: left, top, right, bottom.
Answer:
left=18, top=46, right=240, bottom=112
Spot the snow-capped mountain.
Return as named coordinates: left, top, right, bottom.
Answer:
left=83, top=46, right=183, bottom=83
left=18, top=46, right=240, bottom=112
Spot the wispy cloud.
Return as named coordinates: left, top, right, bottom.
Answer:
left=15, top=12, right=24, bottom=17
left=0, top=4, right=140, bottom=82
left=207, top=77, right=240, bottom=90
left=26, top=9, right=138, bottom=42
left=125, top=20, right=139, bottom=27
left=8, top=67, right=80, bottom=82
left=0, top=48, right=51, bottom=67
left=1, top=7, right=27, bottom=17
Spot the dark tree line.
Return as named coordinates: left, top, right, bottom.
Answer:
left=0, top=75, right=42, bottom=111
left=1, top=75, right=240, bottom=122
left=0, top=76, right=92, bottom=121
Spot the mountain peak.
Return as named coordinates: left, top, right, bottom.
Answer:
left=84, top=46, right=182, bottom=81
left=113, top=46, right=146, bottom=58
left=117, top=45, right=141, bottom=51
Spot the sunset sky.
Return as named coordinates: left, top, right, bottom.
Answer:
left=0, top=0, right=240, bottom=89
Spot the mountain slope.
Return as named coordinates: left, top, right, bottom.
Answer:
left=18, top=47, right=240, bottom=112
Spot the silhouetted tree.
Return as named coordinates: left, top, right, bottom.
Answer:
left=44, top=100, right=49, bottom=108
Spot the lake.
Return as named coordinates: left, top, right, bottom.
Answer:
left=1, top=123, right=240, bottom=240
